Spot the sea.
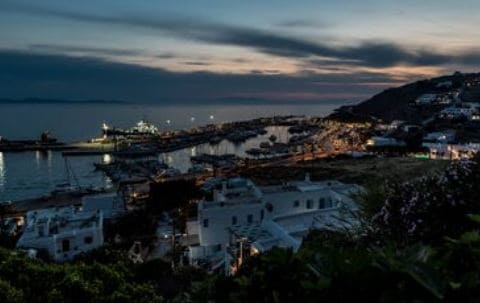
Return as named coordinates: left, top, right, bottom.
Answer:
left=0, top=102, right=342, bottom=201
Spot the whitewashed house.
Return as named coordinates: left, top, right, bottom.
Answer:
left=187, top=176, right=361, bottom=274
left=423, top=130, right=456, bottom=143
left=415, top=94, right=437, bottom=105
left=16, top=206, right=104, bottom=262
left=189, top=178, right=264, bottom=270
left=422, top=142, right=480, bottom=160
left=440, top=106, right=475, bottom=119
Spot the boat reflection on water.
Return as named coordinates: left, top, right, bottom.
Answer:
left=0, top=152, right=5, bottom=189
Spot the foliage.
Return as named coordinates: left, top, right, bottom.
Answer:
left=4, top=157, right=480, bottom=302
left=104, top=209, right=158, bottom=248
left=0, top=248, right=164, bottom=303
left=370, top=159, right=480, bottom=245
left=149, top=179, right=202, bottom=213
left=181, top=156, right=480, bottom=302
left=0, top=245, right=210, bottom=303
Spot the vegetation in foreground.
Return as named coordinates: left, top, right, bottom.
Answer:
left=1, top=157, right=480, bottom=302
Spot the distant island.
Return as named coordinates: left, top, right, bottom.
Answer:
left=0, top=97, right=351, bottom=106
left=0, top=98, right=130, bottom=104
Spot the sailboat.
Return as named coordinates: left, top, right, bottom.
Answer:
left=51, top=158, right=82, bottom=196
left=51, top=158, right=105, bottom=196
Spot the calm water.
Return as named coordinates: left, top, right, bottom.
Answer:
left=0, top=103, right=339, bottom=201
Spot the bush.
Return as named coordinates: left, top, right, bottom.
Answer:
left=370, top=159, right=480, bottom=245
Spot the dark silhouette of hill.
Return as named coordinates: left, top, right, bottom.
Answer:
left=332, top=72, right=480, bottom=123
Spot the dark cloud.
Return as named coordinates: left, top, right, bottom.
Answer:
left=232, top=58, right=249, bottom=63
left=156, top=53, right=176, bottom=59
left=4, top=2, right=480, bottom=68
left=29, top=44, right=142, bottom=57
left=250, top=70, right=281, bottom=74
left=276, top=19, right=327, bottom=28
left=0, top=50, right=397, bottom=102
left=182, top=61, right=211, bottom=66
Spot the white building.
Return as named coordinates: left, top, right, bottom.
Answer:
left=189, top=178, right=264, bottom=268
left=366, top=136, right=405, bottom=147
left=187, top=176, right=361, bottom=274
left=471, top=113, right=480, bottom=121
left=440, top=106, right=475, bottom=120
left=16, top=206, right=104, bottom=262
left=423, top=142, right=480, bottom=160
left=436, top=81, right=453, bottom=89
left=415, top=94, right=437, bottom=105
left=423, top=130, right=456, bottom=143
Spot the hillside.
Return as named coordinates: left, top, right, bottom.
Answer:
left=333, top=72, right=480, bottom=123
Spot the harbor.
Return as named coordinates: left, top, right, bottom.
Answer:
left=0, top=116, right=312, bottom=203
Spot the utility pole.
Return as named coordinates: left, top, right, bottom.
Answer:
left=171, top=213, right=176, bottom=269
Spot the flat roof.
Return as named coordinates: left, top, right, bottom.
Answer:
left=23, top=206, right=102, bottom=237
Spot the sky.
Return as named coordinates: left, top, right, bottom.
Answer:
left=1, top=0, right=480, bottom=103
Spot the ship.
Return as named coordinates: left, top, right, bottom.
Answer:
left=102, top=119, right=159, bottom=137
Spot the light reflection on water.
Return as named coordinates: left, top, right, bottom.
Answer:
left=0, top=102, right=339, bottom=201
left=102, top=154, right=112, bottom=164
left=1, top=126, right=290, bottom=201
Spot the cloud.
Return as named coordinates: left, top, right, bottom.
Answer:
left=4, top=2, right=480, bottom=68
left=276, top=19, right=327, bottom=28
left=29, top=44, right=143, bottom=57
left=156, top=53, right=176, bottom=59
left=182, top=61, right=211, bottom=66
left=0, top=50, right=398, bottom=103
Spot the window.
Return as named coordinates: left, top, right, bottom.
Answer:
left=307, top=199, right=313, bottom=209
left=232, top=216, right=238, bottom=225
left=203, top=219, right=209, bottom=228
left=265, top=203, right=273, bottom=213
left=84, top=236, right=93, bottom=244
left=293, top=200, right=300, bottom=207
left=247, top=214, right=253, bottom=223
left=319, top=198, right=325, bottom=209
left=62, top=239, right=70, bottom=252
left=38, top=225, right=45, bottom=237
left=260, top=209, right=264, bottom=220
